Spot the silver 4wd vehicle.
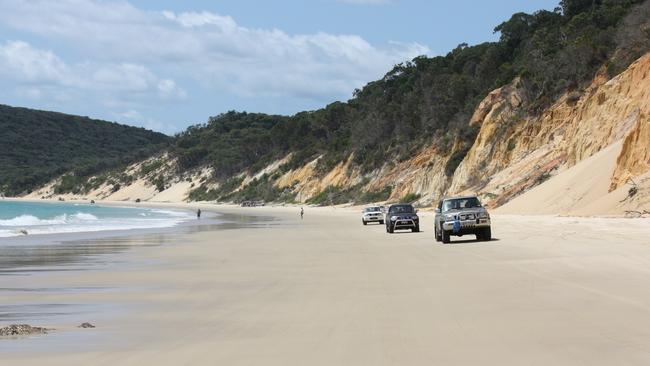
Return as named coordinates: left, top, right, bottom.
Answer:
left=361, top=206, right=384, bottom=225
left=434, top=196, right=491, bottom=243
left=385, top=204, right=419, bottom=233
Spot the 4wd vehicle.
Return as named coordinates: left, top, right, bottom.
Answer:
left=434, top=196, right=491, bottom=243
left=361, top=206, right=384, bottom=225
left=385, top=204, right=420, bottom=233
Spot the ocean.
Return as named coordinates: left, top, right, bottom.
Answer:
left=0, top=200, right=194, bottom=238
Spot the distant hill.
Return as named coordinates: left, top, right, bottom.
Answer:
left=17, top=0, right=650, bottom=213
left=0, top=105, right=170, bottom=196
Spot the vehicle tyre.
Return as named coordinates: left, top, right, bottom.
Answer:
left=362, top=219, right=367, bottom=226
left=435, top=226, right=442, bottom=242
left=442, top=230, right=451, bottom=244
left=412, top=225, right=419, bottom=233
left=388, top=225, right=394, bottom=234
left=482, top=227, right=492, bottom=241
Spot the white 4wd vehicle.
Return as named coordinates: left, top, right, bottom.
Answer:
left=361, top=206, right=384, bottom=225
left=434, top=196, right=491, bottom=243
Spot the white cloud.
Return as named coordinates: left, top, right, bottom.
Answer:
left=0, top=41, right=68, bottom=84
left=162, top=10, right=238, bottom=30
left=0, top=40, right=186, bottom=102
left=0, top=0, right=427, bottom=102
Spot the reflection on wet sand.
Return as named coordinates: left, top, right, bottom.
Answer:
left=0, top=211, right=280, bottom=326
left=0, top=213, right=279, bottom=274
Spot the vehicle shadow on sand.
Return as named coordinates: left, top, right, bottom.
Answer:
left=443, top=238, right=500, bottom=244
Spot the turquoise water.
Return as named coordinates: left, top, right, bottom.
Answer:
left=0, top=201, right=193, bottom=238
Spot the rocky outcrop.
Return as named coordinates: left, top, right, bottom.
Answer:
left=241, top=53, right=650, bottom=207
left=364, top=145, right=450, bottom=202
left=448, top=52, right=650, bottom=206
left=611, top=115, right=650, bottom=191
left=0, top=324, right=49, bottom=336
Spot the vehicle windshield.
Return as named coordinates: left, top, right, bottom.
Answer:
left=363, top=207, right=381, bottom=213
left=442, top=197, right=482, bottom=212
left=389, top=204, right=415, bottom=214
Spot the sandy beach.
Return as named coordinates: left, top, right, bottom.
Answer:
left=1, top=203, right=649, bottom=365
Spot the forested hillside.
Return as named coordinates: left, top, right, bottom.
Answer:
left=171, top=0, right=649, bottom=202
left=0, top=105, right=170, bottom=196
left=11, top=0, right=650, bottom=207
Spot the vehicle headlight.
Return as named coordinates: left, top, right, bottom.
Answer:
left=444, top=214, right=456, bottom=220
left=390, top=216, right=398, bottom=221
left=478, top=212, right=490, bottom=219
left=412, top=215, right=419, bottom=220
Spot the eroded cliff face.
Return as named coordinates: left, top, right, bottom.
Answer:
left=611, top=114, right=650, bottom=190
left=275, top=52, right=650, bottom=207
left=448, top=52, right=650, bottom=206
left=31, top=53, right=650, bottom=210
left=275, top=155, right=363, bottom=201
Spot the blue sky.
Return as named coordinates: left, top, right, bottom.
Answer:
left=0, top=0, right=558, bottom=134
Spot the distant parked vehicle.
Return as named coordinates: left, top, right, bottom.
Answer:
left=385, top=204, right=419, bottom=233
left=361, top=206, right=384, bottom=225
left=434, top=196, right=491, bottom=244
left=240, top=200, right=265, bottom=207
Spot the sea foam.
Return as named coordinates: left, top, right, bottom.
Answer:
left=0, top=202, right=193, bottom=238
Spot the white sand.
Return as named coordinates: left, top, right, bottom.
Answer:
left=496, top=140, right=649, bottom=216
left=3, top=204, right=650, bottom=365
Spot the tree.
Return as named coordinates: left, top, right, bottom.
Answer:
left=561, top=0, right=598, bottom=18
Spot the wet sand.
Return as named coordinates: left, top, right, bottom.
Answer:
left=2, top=205, right=650, bottom=365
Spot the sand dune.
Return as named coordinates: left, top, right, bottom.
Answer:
left=496, top=140, right=649, bottom=216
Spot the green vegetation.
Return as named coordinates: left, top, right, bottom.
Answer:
left=188, top=175, right=296, bottom=203
left=400, top=193, right=422, bottom=203
left=187, top=176, right=245, bottom=202
left=306, top=184, right=393, bottom=206
left=306, top=186, right=352, bottom=206
left=358, top=186, right=393, bottom=203
left=152, top=175, right=166, bottom=192
left=139, top=159, right=165, bottom=176
left=0, top=105, right=170, bottom=195
left=54, top=174, right=86, bottom=195
left=172, top=0, right=648, bottom=202
left=227, top=174, right=294, bottom=203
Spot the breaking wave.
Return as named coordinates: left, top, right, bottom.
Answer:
left=0, top=213, right=99, bottom=227
left=0, top=203, right=193, bottom=238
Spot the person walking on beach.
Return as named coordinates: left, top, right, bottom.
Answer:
left=300, top=207, right=304, bottom=220
left=197, top=209, right=201, bottom=219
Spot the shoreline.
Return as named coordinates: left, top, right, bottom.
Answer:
left=0, top=199, right=206, bottom=241
left=1, top=204, right=650, bottom=364
left=5, top=195, right=648, bottom=219
left=0, top=204, right=281, bottom=353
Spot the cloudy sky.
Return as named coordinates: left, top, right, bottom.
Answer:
left=0, top=0, right=558, bottom=134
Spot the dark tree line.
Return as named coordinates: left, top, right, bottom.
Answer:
left=0, top=105, right=170, bottom=196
